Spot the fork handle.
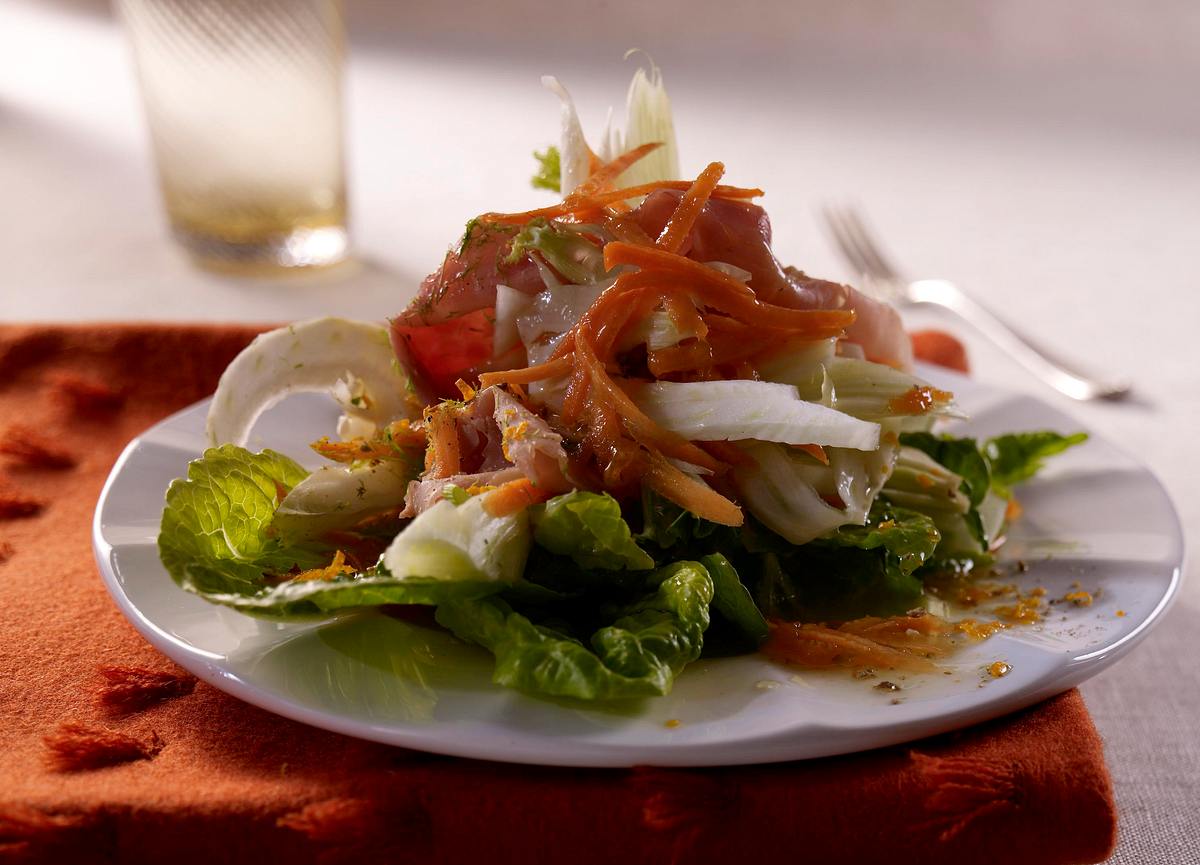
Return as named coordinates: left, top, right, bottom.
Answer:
left=906, top=279, right=1130, bottom=401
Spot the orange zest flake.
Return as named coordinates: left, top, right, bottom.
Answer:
left=293, top=550, right=356, bottom=583
left=956, top=618, right=1007, bottom=640
left=1064, top=590, right=1094, bottom=607
left=886, top=385, right=953, bottom=416
left=995, top=595, right=1044, bottom=625
left=482, top=477, right=553, bottom=517
left=1005, top=495, right=1023, bottom=521
left=501, top=420, right=530, bottom=461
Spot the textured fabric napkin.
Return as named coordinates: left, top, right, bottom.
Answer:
left=0, top=323, right=1116, bottom=865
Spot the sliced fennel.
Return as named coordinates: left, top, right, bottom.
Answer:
left=732, top=442, right=852, bottom=545
left=610, top=60, right=680, bottom=187
left=205, top=318, right=416, bottom=447
left=627, top=379, right=880, bottom=450
left=272, top=460, right=416, bottom=542
left=382, top=496, right=531, bottom=584
left=542, top=76, right=592, bottom=196
left=824, top=358, right=962, bottom=421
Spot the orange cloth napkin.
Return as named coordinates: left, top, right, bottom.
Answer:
left=0, top=323, right=1115, bottom=865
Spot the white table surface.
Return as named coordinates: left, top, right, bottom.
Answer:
left=2, top=1, right=1198, bottom=860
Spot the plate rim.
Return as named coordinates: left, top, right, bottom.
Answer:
left=92, top=378, right=1187, bottom=767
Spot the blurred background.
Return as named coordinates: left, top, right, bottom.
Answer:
left=2, top=2, right=1198, bottom=857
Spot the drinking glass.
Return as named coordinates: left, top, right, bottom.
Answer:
left=118, top=0, right=349, bottom=272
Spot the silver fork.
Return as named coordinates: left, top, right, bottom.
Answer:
left=821, top=205, right=1131, bottom=402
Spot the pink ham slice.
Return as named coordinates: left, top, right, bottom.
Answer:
left=401, top=386, right=571, bottom=516
left=393, top=191, right=912, bottom=400
left=632, top=190, right=912, bottom=369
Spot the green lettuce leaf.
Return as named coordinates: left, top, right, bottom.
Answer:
left=701, top=553, right=768, bottom=646
left=985, top=431, right=1088, bottom=496
left=821, top=500, right=941, bottom=576
left=504, top=217, right=608, bottom=285
left=159, top=445, right=326, bottom=597
left=533, top=491, right=654, bottom=571
left=159, top=445, right=525, bottom=616
left=531, top=146, right=561, bottom=192
left=434, top=561, right=713, bottom=700
left=753, top=502, right=936, bottom=621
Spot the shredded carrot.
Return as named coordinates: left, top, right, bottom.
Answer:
left=478, top=355, right=574, bottom=388
left=792, top=443, right=829, bottom=465
left=643, top=450, right=743, bottom=527
left=423, top=404, right=461, bottom=477
left=571, top=142, right=663, bottom=197
left=311, top=437, right=401, bottom=463
left=656, top=162, right=725, bottom=253
left=604, top=244, right=855, bottom=335
left=764, top=621, right=941, bottom=673
left=455, top=378, right=478, bottom=400
left=482, top=478, right=553, bottom=517
left=698, top=440, right=754, bottom=468
left=484, top=180, right=763, bottom=225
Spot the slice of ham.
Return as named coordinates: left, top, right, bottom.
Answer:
left=394, top=191, right=912, bottom=398
left=401, top=386, right=571, bottom=516
left=633, top=190, right=912, bottom=369
left=391, top=221, right=545, bottom=399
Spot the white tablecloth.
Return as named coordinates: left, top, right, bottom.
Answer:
left=2, top=2, right=1197, bottom=859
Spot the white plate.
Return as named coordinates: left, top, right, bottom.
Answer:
left=93, top=367, right=1184, bottom=767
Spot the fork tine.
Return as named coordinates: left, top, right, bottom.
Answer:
left=838, top=208, right=902, bottom=283
left=820, top=205, right=871, bottom=281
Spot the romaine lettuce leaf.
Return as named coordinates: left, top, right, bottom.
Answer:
left=159, top=445, right=526, bottom=616
left=532, top=491, right=655, bottom=571
left=434, top=561, right=713, bottom=700
left=701, top=553, right=768, bottom=646
left=159, top=445, right=326, bottom=598
left=985, top=431, right=1088, bottom=496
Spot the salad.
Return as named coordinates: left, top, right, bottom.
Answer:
left=158, top=66, right=1085, bottom=701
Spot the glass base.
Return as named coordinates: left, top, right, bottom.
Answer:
left=173, top=224, right=349, bottom=274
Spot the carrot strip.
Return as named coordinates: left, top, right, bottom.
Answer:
left=477, top=355, right=574, bottom=388
left=657, top=162, right=725, bottom=253
left=423, top=404, right=461, bottom=477
left=792, top=443, right=829, bottom=464
left=643, top=451, right=743, bottom=526
left=483, top=180, right=763, bottom=225
left=482, top=478, right=553, bottom=517
left=605, top=244, right=854, bottom=335
left=571, top=142, right=662, bottom=197
left=572, top=332, right=722, bottom=472
left=763, top=622, right=939, bottom=672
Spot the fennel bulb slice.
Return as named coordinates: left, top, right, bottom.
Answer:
left=627, top=379, right=880, bottom=450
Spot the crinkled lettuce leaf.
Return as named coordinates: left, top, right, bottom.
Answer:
left=985, top=431, right=1088, bottom=497
left=434, top=561, right=713, bottom=700
left=159, top=445, right=326, bottom=597
left=533, top=491, right=654, bottom=571
left=896, top=429, right=1087, bottom=555
left=821, top=500, right=942, bottom=576
left=701, top=553, right=768, bottom=647
left=531, top=146, right=561, bottom=192
left=754, top=502, right=937, bottom=621
left=158, top=445, right=523, bottom=616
